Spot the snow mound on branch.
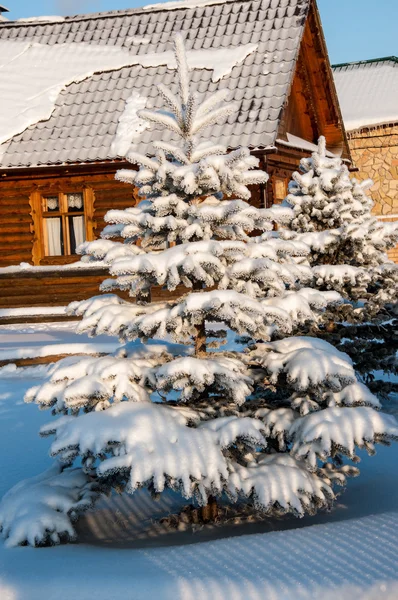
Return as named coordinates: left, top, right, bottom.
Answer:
left=69, top=295, right=165, bottom=339
left=255, top=407, right=299, bottom=450
left=223, top=254, right=312, bottom=298
left=290, top=407, right=398, bottom=470
left=227, top=454, right=333, bottom=517
left=291, top=287, right=342, bottom=308
left=149, top=356, right=253, bottom=405
left=0, top=465, right=98, bottom=548
left=78, top=239, right=144, bottom=263
left=325, top=382, right=381, bottom=409
left=25, top=354, right=161, bottom=413
left=257, top=336, right=353, bottom=362
left=253, top=337, right=356, bottom=391
left=124, top=290, right=292, bottom=342
left=43, top=403, right=266, bottom=504
left=109, top=240, right=225, bottom=294
left=313, top=264, right=370, bottom=288
left=102, top=192, right=294, bottom=248
left=262, top=288, right=342, bottom=324
left=67, top=293, right=130, bottom=318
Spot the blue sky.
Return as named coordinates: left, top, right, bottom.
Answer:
left=3, top=0, right=397, bottom=65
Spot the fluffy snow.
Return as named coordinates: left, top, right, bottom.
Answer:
left=16, top=16, right=65, bottom=22
left=0, top=320, right=120, bottom=364
left=144, top=0, right=229, bottom=10
left=25, top=353, right=158, bottom=411
left=0, top=261, right=106, bottom=274
left=110, top=91, right=149, bottom=156
left=44, top=402, right=265, bottom=503
left=0, top=40, right=257, bottom=146
left=291, top=407, right=398, bottom=470
left=0, top=306, right=67, bottom=318
left=150, top=355, right=253, bottom=404
left=254, top=336, right=356, bottom=391
left=0, top=342, right=118, bottom=362
left=0, top=353, right=398, bottom=597
left=228, top=454, right=333, bottom=516
left=0, top=464, right=98, bottom=548
left=333, top=61, right=398, bottom=131
left=277, top=133, right=338, bottom=157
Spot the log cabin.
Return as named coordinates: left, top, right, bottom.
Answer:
left=0, top=0, right=351, bottom=308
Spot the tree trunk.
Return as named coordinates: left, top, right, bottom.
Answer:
left=200, top=495, right=218, bottom=523
left=136, top=289, right=151, bottom=306
left=193, top=280, right=206, bottom=357
left=195, top=319, right=206, bottom=356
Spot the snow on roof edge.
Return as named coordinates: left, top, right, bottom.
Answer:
left=332, top=56, right=398, bottom=70
left=345, top=117, right=398, bottom=132
left=0, top=0, right=247, bottom=26
left=16, top=16, right=65, bottom=23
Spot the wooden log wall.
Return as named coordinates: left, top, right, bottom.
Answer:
left=0, top=164, right=136, bottom=268
left=0, top=155, right=306, bottom=309
left=0, top=186, right=33, bottom=267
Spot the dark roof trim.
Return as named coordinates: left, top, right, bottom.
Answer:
left=0, top=5, right=9, bottom=12
left=332, top=56, right=398, bottom=69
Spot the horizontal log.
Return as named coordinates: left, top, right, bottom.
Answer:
left=0, top=214, right=33, bottom=224
left=0, top=206, right=31, bottom=215
left=0, top=233, right=33, bottom=243
left=0, top=293, right=102, bottom=307
left=0, top=314, right=81, bottom=325
left=0, top=351, right=107, bottom=368
left=0, top=225, right=31, bottom=234
left=0, top=268, right=107, bottom=280
left=0, top=283, right=103, bottom=297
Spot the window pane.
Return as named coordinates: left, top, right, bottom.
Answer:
left=67, top=193, right=84, bottom=212
left=274, top=178, right=287, bottom=203
left=69, top=215, right=85, bottom=254
left=44, top=217, right=63, bottom=256
left=43, top=196, right=59, bottom=212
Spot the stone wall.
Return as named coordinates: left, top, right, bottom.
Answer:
left=347, top=123, right=398, bottom=262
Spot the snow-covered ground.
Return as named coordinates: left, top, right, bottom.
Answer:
left=0, top=322, right=397, bottom=599
left=0, top=321, right=119, bottom=361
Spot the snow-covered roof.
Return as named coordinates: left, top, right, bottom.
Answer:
left=0, top=0, right=310, bottom=169
left=333, top=57, right=398, bottom=132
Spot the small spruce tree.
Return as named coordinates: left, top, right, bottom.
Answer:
left=280, top=138, right=398, bottom=399
left=1, top=38, right=397, bottom=547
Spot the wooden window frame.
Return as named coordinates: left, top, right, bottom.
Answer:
left=30, top=187, right=95, bottom=266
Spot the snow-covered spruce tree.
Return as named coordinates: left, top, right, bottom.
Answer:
left=2, top=37, right=398, bottom=547
left=278, top=137, right=398, bottom=399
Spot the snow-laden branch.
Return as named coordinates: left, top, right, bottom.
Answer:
left=227, top=454, right=334, bottom=517
left=0, top=465, right=99, bottom=547
left=290, top=407, right=398, bottom=470
left=251, top=337, right=356, bottom=392
left=42, top=402, right=266, bottom=505
left=148, top=355, right=253, bottom=405
left=122, top=290, right=292, bottom=343
left=25, top=353, right=162, bottom=413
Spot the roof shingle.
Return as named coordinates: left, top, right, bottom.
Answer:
left=0, top=0, right=310, bottom=168
left=333, top=57, right=398, bottom=132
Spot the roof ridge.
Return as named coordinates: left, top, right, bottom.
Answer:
left=1, top=0, right=262, bottom=27
left=332, top=56, right=398, bottom=70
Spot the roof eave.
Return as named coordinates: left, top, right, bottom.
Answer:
left=311, top=0, right=353, bottom=164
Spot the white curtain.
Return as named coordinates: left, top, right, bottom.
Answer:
left=71, top=215, right=85, bottom=251
left=46, top=218, right=62, bottom=256
left=67, top=193, right=83, bottom=210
